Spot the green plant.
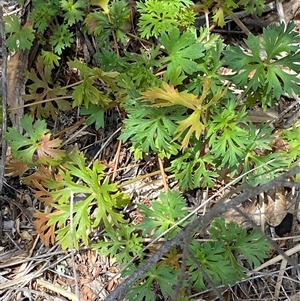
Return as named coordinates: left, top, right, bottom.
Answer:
left=68, top=58, right=119, bottom=108
left=93, top=225, right=144, bottom=263
left=24, top=55, right=70, bottom=119
left=60, top=0, right=87, bottom=26
left=187, top=38, right=225, bottom=96
left=85, top=0, right=130, bottom=47
left=6, top=0, right=87, bottom=54
left=5, top=114, right=66, bottom=165
left=120, top=99, right=185, bottom=159
left=207, top=217, right=270, bottom=278
left=224, top=21, right=300, bottom=108
left=137, top=0, right=194, bottom=39
left=80, top=104, right=105, bottom=130
left=188, top=240, right=238, bottom=290
left=169, top=140, right=219, bottom=190
left=30, top=0, right=60, bottom=34
left=89, top=191, right=269, bottom=299
left=207, top=99, right=250, bottom=169
left=34, top=148, right=130, bottom=249
left=50, top=24, right=74, bottom=55
left=5, top=15, right=35, bottom=52
left=40, top=50, right=61, bottom=68
left=122, top=196, right=270, bottom=298
left=5, top=1, right=300, bottom=300
left=283, top=126, right=300, bottom=162
left=136, top=191, right=191, bottom=239
left=125, top=263, right=179, bottom=301
left=117, top=46, right=163, bottom=91
left=198, top=0, right=266, bottom=27
left=159, top=27, right=205, bottom=82
left=140, top=79, right=227, bottom=149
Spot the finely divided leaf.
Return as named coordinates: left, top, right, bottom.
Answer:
left=160, top=27, right=205, bottom=76
left=224, top=22, right=300, bottom=102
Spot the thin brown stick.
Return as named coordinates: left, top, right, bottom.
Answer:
left=227, top=10, right=250, bottom=35
left=69, top=191, right=81, bottom=301
left=252, top=243, right=300, bottom=273
left=171, top=234, right=191, bottom=301
left=10, top=95, right=73, bottom=110
left=111, top=139, right=122, bottom=182
left=36, top=279, right=79, bottom=301
left=0, top=2, right=7, bottom=194
left=158, top=156, right=168, bottom=192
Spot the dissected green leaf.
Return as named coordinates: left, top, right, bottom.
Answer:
left=47, top=201, right=91, bottom=249
left=80, top=104, right=104, bottom=130
left=207, top=100, right=250, bottom=169
left=43, top=150, right=129, bottom=249
left=209, top=217, right=270, bottom=267
left=50, top=24, right=74, bottom=55
left=137, top=1, right=180, bottom=39
left=224, top=22, right=300, bottom=105
left=41, top=50, right=61, bottom=67
left=160, top=27, right=205, bottom=77
left=188, top=240, right=238, bottom=290
left=283, top=126, right=300, bottom=161
left=188, top=217, right=269, bottom=291
left=170, top=147, right=219, bottom=190
left=24, top=55, right=70, bottom=119
left=60, top=0, right=87, bottom=26
left=137, top=191, right=191, bottom=239
left=5, top=15, right=35, bottom=51
left=5, top=115, right=65, bottom=165
left=93, top=225, right=144, bottom=263
left=120, top=100, right=184, bottom=159
left=126, top=263, right=179, bottom=301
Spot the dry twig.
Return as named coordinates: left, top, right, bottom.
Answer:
left=0, top=1, right=7, bottom=194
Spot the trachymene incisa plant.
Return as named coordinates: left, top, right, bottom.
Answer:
left=5, top=0, right=300, bottom=299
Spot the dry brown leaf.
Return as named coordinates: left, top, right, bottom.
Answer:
left=33, top=210, right=56, bottom=246
left=19, top=230, right=34, bottom=241
left=5, top=158, right=29, bottom=177
left=247, top=107, right=278, bottom=123
left=265, top=188, right=287, bottom=227
left=30, top=181, right=54, bottom=206
left=224, top=198, right=261, bottom=227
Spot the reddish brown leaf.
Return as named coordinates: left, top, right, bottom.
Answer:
left=30, top=181, right=54, bottom=206
left=33, top=210, right=56, bottom=246
left=36, top=134, right=66, bottom=164
left=5, top=159, right=29, bottom=177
